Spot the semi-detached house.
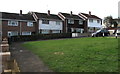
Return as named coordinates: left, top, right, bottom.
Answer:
left=58, top=11, right=87, bottom=33
left=30, top=10, right=63, bottom=34
left=79, top=11, right=102, bottom=33
left=1, top=10, right=36, bottom=38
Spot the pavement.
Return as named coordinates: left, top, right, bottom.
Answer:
left=10, top=42, right=53, bottom=72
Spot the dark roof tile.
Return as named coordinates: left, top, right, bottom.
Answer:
left=80, top=13, right=101, bottom=19
left=0, top=12, right=34, bottom=21
left=34, top=12, right=61, bottom=20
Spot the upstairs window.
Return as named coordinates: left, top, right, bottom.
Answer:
left=27, top=22, right=33, bottom=27
left=42, top=20, right=49, bottom=24
left=79, top=20, right=83, bottom=24
left=89, top=19, right=93, bottom=23
left=68, top=19, right=74, bottom=24
left=8, top=20, right=18, bottom=26
left=56, top=21, right=61, bottom=25
left=97, top=20, right=100, bottom=23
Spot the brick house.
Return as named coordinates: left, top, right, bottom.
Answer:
left=1, top=10, right=36, bottom=38
left=58, top=11, right=87, bottom=33
left=29, top=10, right=63, bottom=34
left=78, top=11, right=102, bottom=33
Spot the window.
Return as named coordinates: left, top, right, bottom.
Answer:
left=8, top=31, right=18, bottom=37
left=8, top=20, right=18, bottom=26
left=22, top=32, right=31, bottom=35
left=71, top=28, right=84, bottom=33
left=79, top=20, right=83, bottom=24
left=41, top=30, right=50, bottom=34
left=27, top=22, right=33, bottom=27
left=89, top=19, right=93, bottom=23
left=52, top=30, right=60, bottom=33
left=42, top=20, right=49, bottom=24
left=68, top=19, right=74, bottom=24
left=97, top=20, right=100, bottom=23
left=56, top=21, right=61, bottom=25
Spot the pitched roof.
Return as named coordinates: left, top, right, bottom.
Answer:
left=80, top=13, right=101, bottom=19
left=34, top=12, right=61, bottom=20
left=0, top=12, right=34, bottom=21
left=59, top=12, right=83, bottom=20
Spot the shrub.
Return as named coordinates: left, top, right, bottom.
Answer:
left=9, top=33, right=72, bottom=42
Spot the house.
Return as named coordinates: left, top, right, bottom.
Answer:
left=78, top=11, right=102, bottom=33
left=1, top=10, right=36, bottom=38
left=58, top=11, right=87, bottom=33
left=29, top=10, right=63, bottom=34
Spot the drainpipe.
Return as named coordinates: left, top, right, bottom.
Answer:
left=20, top=22, right=22, bottom=35
left=66, top=19, right=68, bottom=33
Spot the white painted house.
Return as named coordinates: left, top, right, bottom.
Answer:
left=30, top=10, right=63, bottom=34
left=79, top=11, right=102, bottom=33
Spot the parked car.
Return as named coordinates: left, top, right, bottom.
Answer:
left=92, top=29, right=110, bottom=37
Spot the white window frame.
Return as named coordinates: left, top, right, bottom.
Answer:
left=42, top=20, right=49, bottom=24
left=8, top=20, right=18, bottom=26
left=22, top=31, right=32, bottom=35
left=8, top=31, right=18, bottom=37
left=89, top=19, right=93, bottom=23
left=56, top=21, right=61, bottom=25
left=97, top=20, right=100, bottom=23
left=41, top=30, right=50, bottom=34
left=27, top=22, right=33, bottom=27
left=79, top=20, right=83, bottom=24
left=52, top=30, right=60, bottom=33
left=68, top=19, right=74, bottom=24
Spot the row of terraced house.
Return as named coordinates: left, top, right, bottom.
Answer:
left=0, top=10, right=102, bottom=38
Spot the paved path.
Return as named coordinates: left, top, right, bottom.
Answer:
left=10, top=42, right=52, bottom=72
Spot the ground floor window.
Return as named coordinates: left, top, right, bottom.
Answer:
left=41, top=29, right=50, bottom=34
left=8, top=31, right=18, bottom=37
left=88, top=27, right=101, bottom=33
left=22, top=31, right=32, bottom=35
left=52, top=30, right=61, bottom=33
left=71, top=28, right=84, bottom=33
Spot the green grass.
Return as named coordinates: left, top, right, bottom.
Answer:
left=22, top=37, right=119, bottom=72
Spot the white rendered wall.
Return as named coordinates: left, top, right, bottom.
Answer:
left=39, top=20, right=63, bottom=30
left=88, top=19, right=102, bottom=28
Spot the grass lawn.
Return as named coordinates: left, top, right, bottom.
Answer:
left=22, top=37, right=119, bottom=72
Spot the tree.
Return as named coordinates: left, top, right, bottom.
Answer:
left=103, top=16, right=113, bottom=28
left=113, top=21, right=118, bottom=34
left=112, top=21, right=118, bottom=28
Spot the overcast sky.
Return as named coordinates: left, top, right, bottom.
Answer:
left=0, top=0, right=119, bottom=19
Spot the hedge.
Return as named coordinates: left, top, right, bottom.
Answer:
left=9, top=33, right=72, bottom=42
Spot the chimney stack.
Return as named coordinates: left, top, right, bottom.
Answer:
left=48, top=10, right=50, bottom=15
left=89, top=11, right=91, bottom=15
left=20, top=10, right=22, bottom=15
left=70, top=11, right=73, bottom=15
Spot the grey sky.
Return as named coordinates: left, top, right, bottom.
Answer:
left=0, top=0, right=119, bottom=19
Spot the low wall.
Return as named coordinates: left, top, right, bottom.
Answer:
left=72, top=33, right=91, bottom=37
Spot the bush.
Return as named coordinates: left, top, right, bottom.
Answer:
left=9, top=33, right=72, bottom=42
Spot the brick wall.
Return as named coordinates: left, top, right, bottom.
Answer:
left=2, top=20, right=36, bottom=38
